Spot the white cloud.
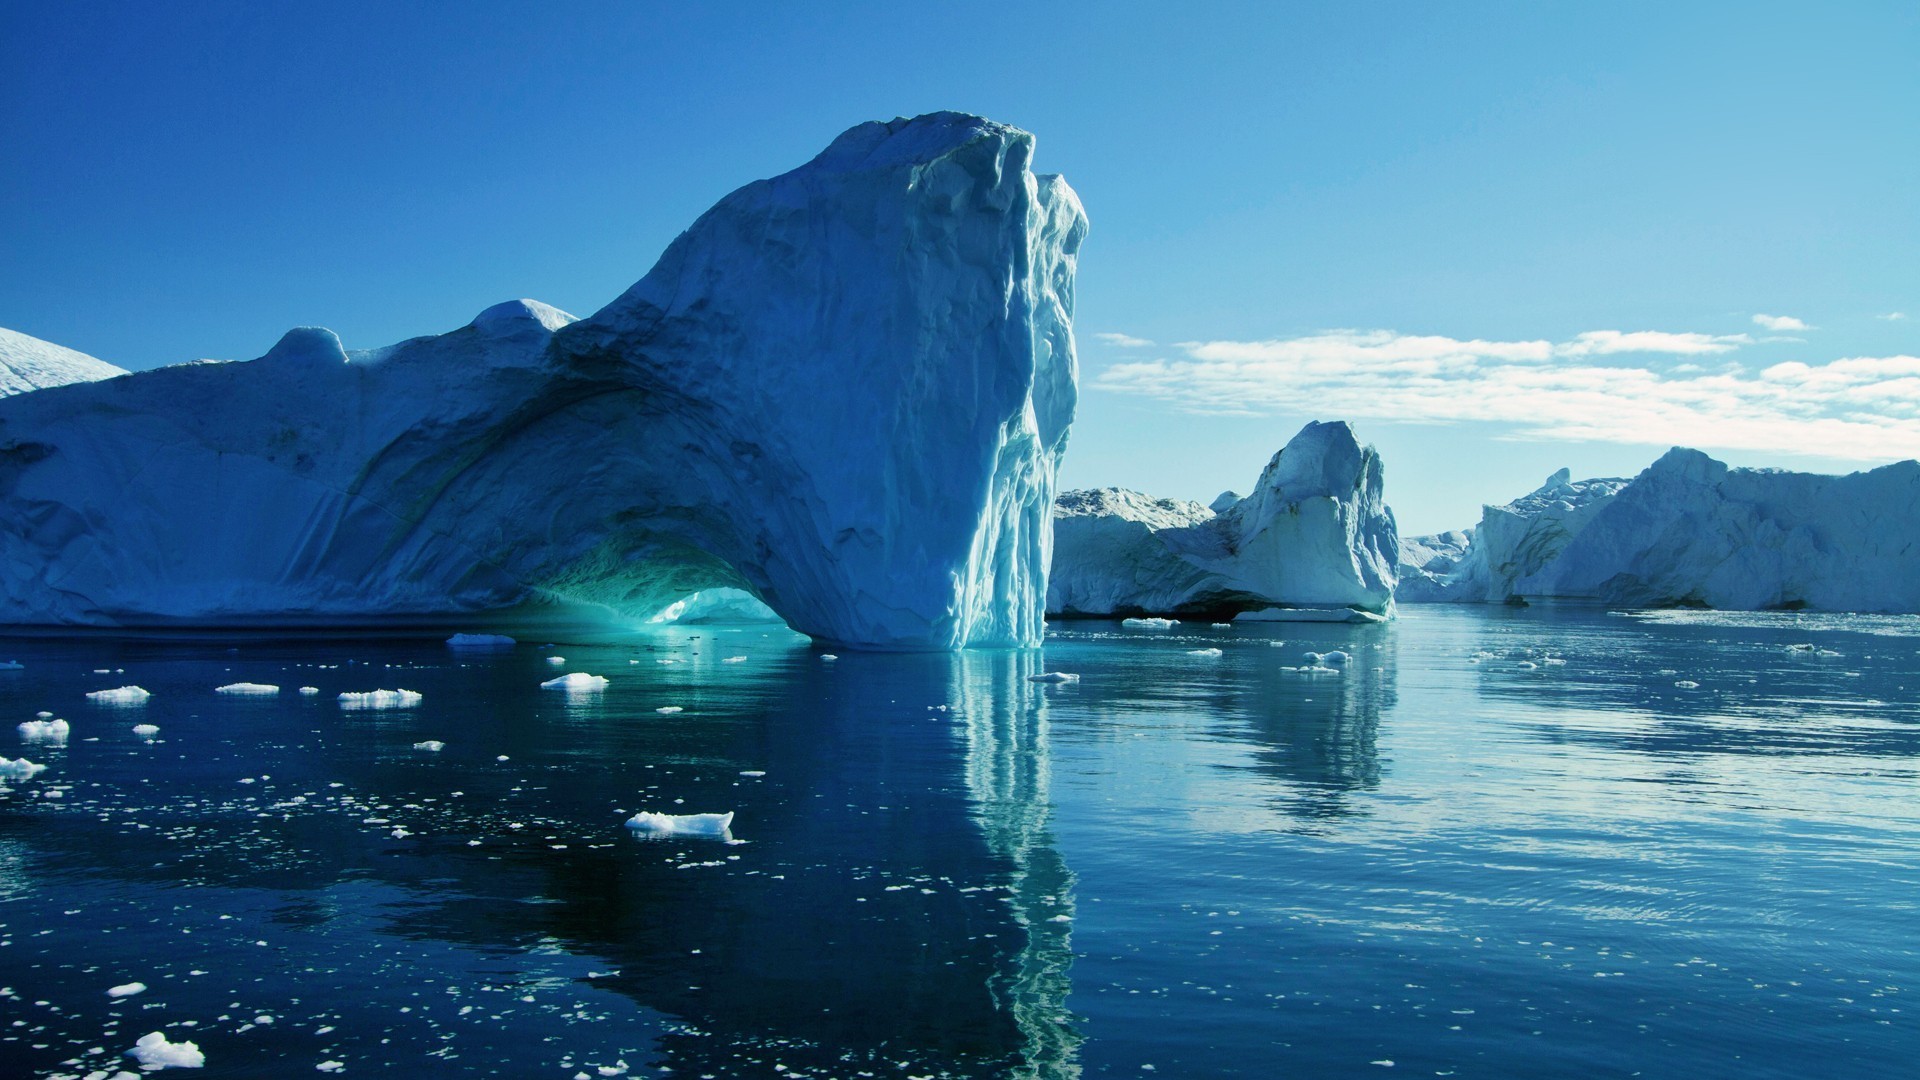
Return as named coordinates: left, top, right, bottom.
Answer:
left=1752, top=313, right=1812, bottom=331
left=1879, top=312, right=1909, bottom=322
left=1092, top=326, right=1920, bottom=462
left=1093, top=332, right=1155, bottom=348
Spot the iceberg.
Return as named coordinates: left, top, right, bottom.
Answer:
left=215, top=682, right=280, bottom=695
left=127, top=1030, right=205, bottom=1069
left=0, top=326, right=126, bottom=397
left=540, top=672, right=609, bottom=691
left=337, top=689, right=422, bottom=710
left=18, top=717, right=68, bottom=741
left=0, top=756, right=47, bottom=779
left=0, top=113, right=1085, bottom=651
left=1395, top=468, right=1629, bottom=603
left=86, top=685, right=151, bottom=705
left=1048, top=421, right=1397, bottom=619
left=1399, top=450, right=1920, bottom=612
left=646, top=587, right=783, bottom=625
left=625, top=810, right=734, bottom=838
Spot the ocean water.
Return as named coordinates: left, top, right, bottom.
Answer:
left=2, top=605, right=1917, bottom=1078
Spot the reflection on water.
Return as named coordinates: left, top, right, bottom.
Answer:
left=1, top=609, right=1918, bottom=1078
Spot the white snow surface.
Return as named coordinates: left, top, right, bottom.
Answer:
left=1048, top=421, right=1397, bottom=619
left=0, top=113, right=1084, bottom=650
left=0, top=326, right=127, bottom=397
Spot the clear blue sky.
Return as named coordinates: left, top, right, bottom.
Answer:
left=3, top=1, right=1915, bottom=533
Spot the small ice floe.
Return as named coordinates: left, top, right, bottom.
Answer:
left=0, top=757, right=47, bottom=780
left=337, top=689, right=422, bottom=710
left=215, top=682, right=280, bottom=696
left=625, top=810, right=734, bottom=838
left=820, top=654, right=838, bottom=661
left=1517, top=660, right=1538, bottom=670
left=132, top=724, right=160, bottom=737
left=545, top=656, right=565, bottom=665
left=18, top=718, right=69, bottom=742
left=107, top=981, right=146, bottom=997
left=87, top=685, right=151, bottom=705
left=317, top=1062, right=346, bottom=1073
left=540, top=672, right=609, bottom=692
left=739, top=770, right=766, bottom=777
left=1027, top=672, right=1080, bottom=683
left=129, top=1030, right=204, bottom=1069
left=1673, top=680, right=1701, bottom=689
left=298, top=686, right=320, bottom=695
left=655, top=705, right=683, bottom=714
left=447, top=633, right=516, bottom=648
left=1787, top=643, right=1816, bottom=652
left=1187, top=648, right=1224, bottom=657
left=1211, top=622, right=1232, bottom=629
left=722, top=655, right=746, bottom=663
left=1320, top=650, right=1351, bottom=666
left=413, top=740, right=446, bottom=752
left=1121, top=617, right=1178, bottom=629
left=0, top=661, right=21, bottom=670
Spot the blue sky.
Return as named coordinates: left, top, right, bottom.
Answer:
left=3, top=1, right=1915, bottom=533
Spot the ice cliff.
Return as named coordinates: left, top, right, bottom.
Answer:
left=1399, top=451, right=1920, bottom=612
left=1047, top=420, right=1398, bottom=619
left=1396, top=468, right=1629, bottom=603
left=0, top=327, right=126, bottom=396
left=0, top=112, right=1087, bottom=649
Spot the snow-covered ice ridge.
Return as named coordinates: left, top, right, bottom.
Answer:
left=0, top=326, right=127, bottom=397
left=1047, top=421, right=1398, bottom=620
left=1400, top=448, right=1920, bottom=612
left=0, top=113, right=1086, bottom=650
left=1397, top=467, right=1629, bottom=604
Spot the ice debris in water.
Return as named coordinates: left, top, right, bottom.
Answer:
left=86, top=685, right=151, bottom=704
left=1674, top=680, right=1701, bottom=689
left=1122, top=617, right=1179, bottom=629
left=1211, top=622, right=1232, bottom=628
left=1187, top=648, right=1224, bottom=657
left=0, top=757, right=47, bottom=779
left=215, top=682, right=279, bottom=695
left=655, top=706, right=683, bottom=714
left=129, top=1030, right=204, bottom=1069
left=413, top=740, right=446, bottom=752
left=0, top=660, right=21, bottom=670
left=820, top=654, right=838, bottom=661
left=1027, top=672, right=1080, bottom=683
left=447, top=633, right=515, bottom=647
left=18, top=717, right=69, bottom=742
left=106, top=981, right=146, bottom=997
left=545, top=656, right=565, bottom=665
left=298, top=686, right=320, bottom=695
left=540, top=672, right=609, bottom=691
left=626, top=810, right=734, bottom=838
left=132, top=724, right=160, bottom=737
left=338, top=689, right=422, bottom=709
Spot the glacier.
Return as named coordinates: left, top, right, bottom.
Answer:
left=0, top=113, right=1086, bottom=650
left=1396, top=468, right=1629, bottom=603
left=0, top=326, right=126, bottom=396
left=1398, top=450, right=1920, bottom=613
left=1047, top=421, right=1398, bottom=620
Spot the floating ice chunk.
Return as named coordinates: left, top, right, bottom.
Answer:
left=413, top=740, right=446, bottom=752
left=0, top=661, right=21, bottom=670
left=739, top=770, right=766, bottom=777
left=1121, top=617, right=1178, bottom=629
left=215, top=682, right=279, bottom=695
left=317, top=1063, right=345, bottom=1074
left=540, top=672, right=608, bottom=691
left=625, top=810, right=734, bottom=838
left=1186, top=648, right=1224, bottom=657
left=1211, top=622, right=1232, bottom=628
left=18, top=718, right=68, bottom=742
left=1289, top=665, right=1341, bottom=675
left=35, top=710, right=50, bottom=717
left=129, top=1030, right=204, bottom=1069
left=1027, top=672, right=1080, bottom=683
left=1320, top=650, right=1351, bottom=666
left=132, top=724, right=160, bottom=737
left=820, top=654, right=838, bottom=661
left=447, top=633, right=515, bottom=648
left=107, top=981, right=146, bottom=997
left=721, top=656, right=746, bottom=663
left=545, top=656, right=565, bottom=665
left=0, top=756, right=45, bottom=779
left=1673, top=680, right=1700, bottom=689
left=655, top=706, right=683, bottom=714
left=87, top=685, right=151, bottom=705
left=298, top=686, right=320, bottom=695
left=337, top=689, right=421, bottom=710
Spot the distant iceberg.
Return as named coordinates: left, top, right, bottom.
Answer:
left=1398, top=449, right=1920, bottom=613
left=1396, top=468, right=1628, bottom=603
left=1048, top=421, right=1397, bottom=620
left=0, top=113, right=1085, bottom=651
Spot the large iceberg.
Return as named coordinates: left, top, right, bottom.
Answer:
left=1396, top=468, right=1628, bottom=603
left=0, top=326, right=126, bottom=396
left=0, top=113, right=1086, bottom=649
left=1047, top=420, right=1398, bottom=619
left=1399, top=450, right=1920, bottom=612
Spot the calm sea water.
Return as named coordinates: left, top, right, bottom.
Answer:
left=2, top=605, right=1917, bottom=1078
